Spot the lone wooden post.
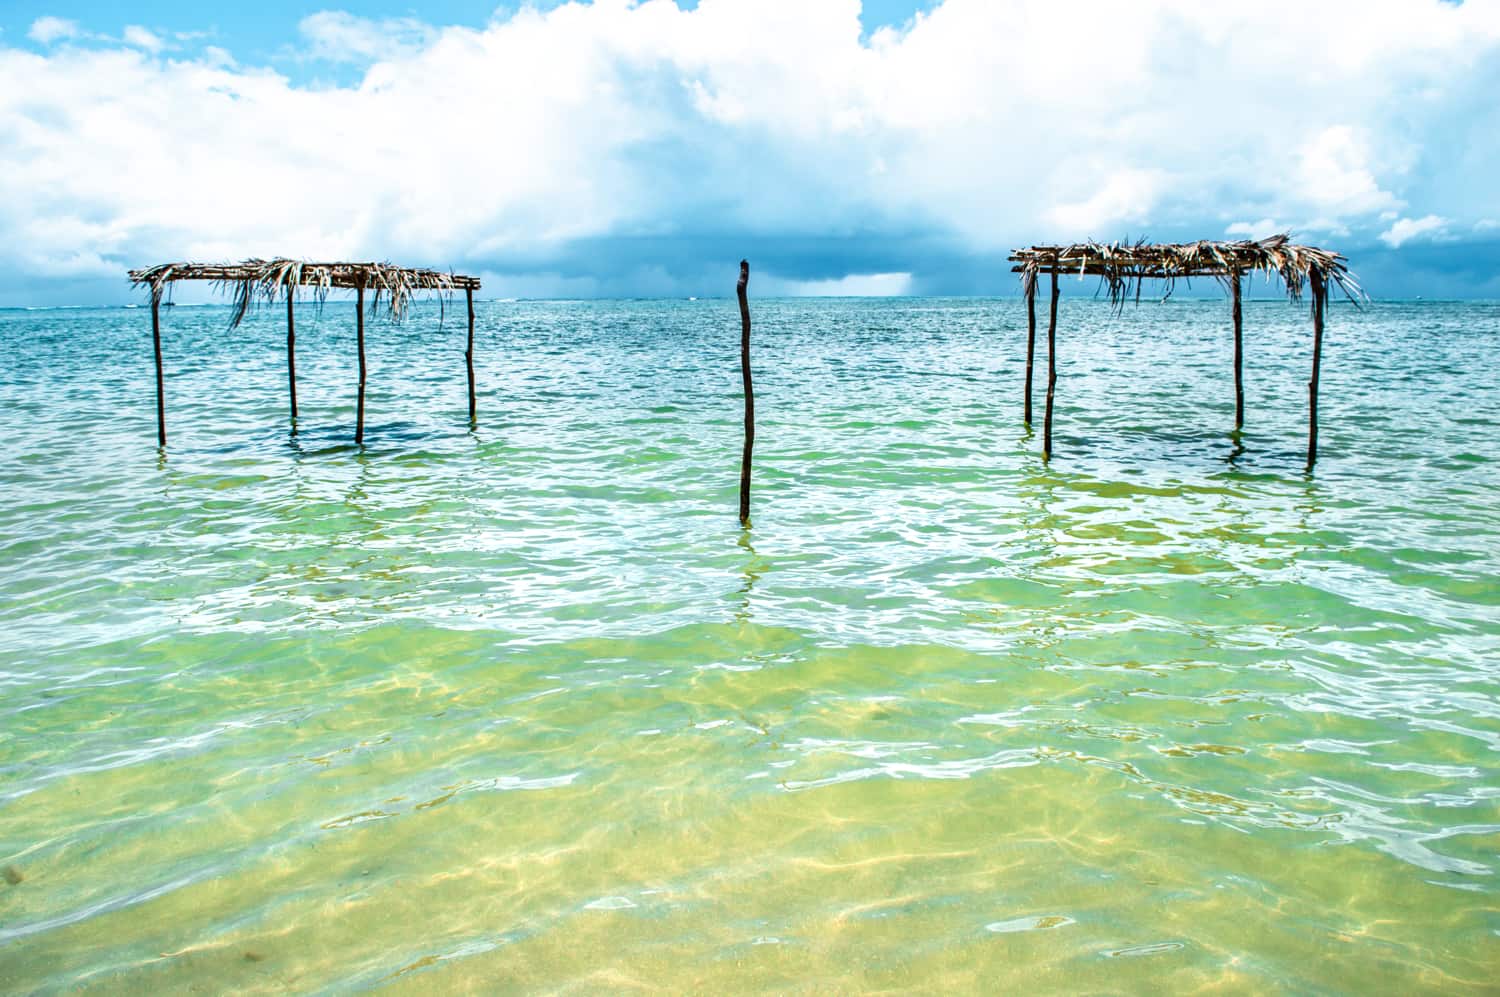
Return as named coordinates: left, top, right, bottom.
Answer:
left=151, top=293, right=166, bottom=447
left=465, top=287, right=477, bottom=425
left=1232, top=269, right=1243, bottom=430
left=1024, top=276, right=1037, bottom=425
left=737, top=260, right=754, bottom=527
left=355, top=279, right=367, bottom=445
left=286, top=287, right=299, bottom=424
left=1307, top=270, right=1326, bottom=468
left=1042, top=269, right=1059, bottom=461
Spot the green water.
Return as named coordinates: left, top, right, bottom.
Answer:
left=1, top=297, right=1497, bottom=992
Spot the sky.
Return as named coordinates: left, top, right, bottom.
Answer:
left=2, top=0, right=1499, bottom=304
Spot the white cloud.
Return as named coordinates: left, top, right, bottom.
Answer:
left=1049, top=170, right=1163, bottom=233
left=776, top=272, right=913, bottom=296
left=1296, top=125, right=1403, bottom=218
left=122, top=26, right=164, bottom=53
left=1379, top=214, right=1449, bottom=248
left=2, top=0, right=1500, bottom=300
left=27, top=17, right=78, bottom=44
left=297, top=12, right=438, bottom=64
left=1225, top=219, right=1282, bottom=240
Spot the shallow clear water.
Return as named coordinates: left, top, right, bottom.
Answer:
left=0, top=295, right=1497, bottom=992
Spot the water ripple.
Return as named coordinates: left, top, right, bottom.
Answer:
left=0, top=299, right=1496, bottom=991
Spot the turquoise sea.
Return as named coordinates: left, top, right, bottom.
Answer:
left=0, top=295, right=1496, bottom=992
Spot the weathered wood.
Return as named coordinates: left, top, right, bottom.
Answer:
left=737, top=260, right=754, bottom=527
left=286, top=290, right=299, bottom=423
left=1024, top=278, right=1037, bottom=425
left=465, top=287, right=476, bottom=425
left=1232, top=269, right=1243, bottom=430
left=1042, top=269, right=1059, bottom=461
left=1307, top=271, right=1326, bottom=468
left=355, top=282, right=367, bottom=445
left=1009, top=237, right=1358, bottom=468
left=151, top=295, right=165, bottom=447
left=128, top=259, right=484, bottom=450
left=130, top=261, right=481, bottom=292
left=129, top=261, right=482, bottom=333
left=1007, top=236, right=1360, bottom=308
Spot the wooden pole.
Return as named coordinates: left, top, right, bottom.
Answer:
left=1232, top=269, right=1243, bottom=431
left=286, top=287, right=299, bottom=424
left=355, top=281, right=366, bottom=445
left=1042, top=269, right=1059, bottom=461
left=151, top=294, right=165, bottom=447
left=1307, top=271, right=1326, bottom=468
left=465, top=287, right=477, bottom=425
left=737, top=260, right=754, bottom=527
left=1024, top=277, right=1037, bottom=425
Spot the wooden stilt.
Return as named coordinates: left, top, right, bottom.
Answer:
left=1307, top=271, right=1326, bottom=468
left=286, top=288, right=298, bottom=424
left=1232, top=269, right=1243, bottom=431
left=737, top=260, right=754, bottom=527
left=152, top=294, right=166, bottom=447
left=1024, top=278, right=1037, bottom=425
left=465, top=287, right=476, bottom=425
left=355, top=281, right=366, bottom=445
left=1042, top=269, right=1059, bottom=461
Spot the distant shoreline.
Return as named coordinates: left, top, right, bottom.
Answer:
left=3, top=296, right=1491, bottom=311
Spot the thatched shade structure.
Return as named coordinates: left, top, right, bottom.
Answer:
left=128, top=259, right=482, bottom=446
left=1009, top=235, right=1361, bottom=467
